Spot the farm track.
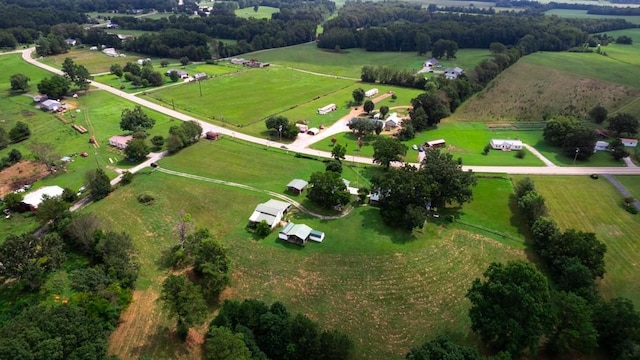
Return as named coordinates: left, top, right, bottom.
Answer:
left=155, top=166, right=353, bottom=220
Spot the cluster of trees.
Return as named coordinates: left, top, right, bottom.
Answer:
left=348, top=117, right=382, bottom=138
left=161, top=227, right=231, bottom=339
left=9, top=73, right=30, bottom=93
left=265, top=115, right=299, bottom=140
left=37, top=75, right=71, bottom=99
left=318, top=2, right=632, bottom=53
left=371, top=149, right=476, bottom=230
left=111, top=61, right=165, bottom=88
left=0, top=148, right=22, bottom=170
left=167, top=120, right=203, bottom=154
left=543, top=116, right=597, bottom=161
left=360, top=65, right=427, bottom=90
left=62, top=57, right=91, bottom=92
left=2, top=0, right=176, bottom=13
left=307, top=170, right=351, bottom=210
left=463, top=177, right=640, bottom=358
left=0, top=211, right=139, bottom=358
left=3, top=121, right=31, bottom=144
left=208, top=299, right=353, bottom=360
left=122, top=29, right=212, bottom=62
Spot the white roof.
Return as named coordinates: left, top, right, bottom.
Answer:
left=308, top=127, right=320, bottom=134
left=595, top=141, right=609, bottom=146
left=22, top=186, right=65, bottom=208
left=491, top=139, right=522, bottom=145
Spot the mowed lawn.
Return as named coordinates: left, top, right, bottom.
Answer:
left=253, top=43, right=491, bottom=79
left=141, top=67, right=355, bottom=130
left=614, top=175, right=640, bottom=200
left=234, top=6, right=279, bottom=19
left=38, top=48, right=157, bottom=74
left=521, top=176, right=640, bottom=306
left=91, top=146, right=526, bottom=359
left=311, top=122, right=546, bottom=166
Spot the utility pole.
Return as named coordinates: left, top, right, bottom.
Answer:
left=198, top=79, right=202, bottom=97
left=573, top=147, right=580, bottom=165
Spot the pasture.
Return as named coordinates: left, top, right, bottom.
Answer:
left=614, top=175, right=640, bottom=200
left=39, top=48, right=155, bottom=74
left=545, top=9, right=640, bottom=25
left=88, top=138, right=527, bottom=359
left=521, top=175, right=640, bottom=306
left=234, top=6, right=279, bottom=19
left=252, top=43, right=492, bottom=79
left=141, top=67, right=355, bottom=134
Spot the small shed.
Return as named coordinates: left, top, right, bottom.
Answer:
left=33, top=94, right=48, bottom=102
left=620, top=138, right=638, bottom=148
left=365, top=88, right=379, bottom=97
left=194, top=72, right=207, bottom=81
left=109, top=135, right=133, bottom=150
left=41, top=99, right=62, bottom=112
left=205, top=131, right=219, bottom=140
left=594, top=141, right=609, bottom=152
left=287, top=179, right=308, bottom=194
left=309, top=230, right=325, bottom=243
left=307, top=128, right=320, bottom=135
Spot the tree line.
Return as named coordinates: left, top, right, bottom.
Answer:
left=318, top=2, right=634, bottom=53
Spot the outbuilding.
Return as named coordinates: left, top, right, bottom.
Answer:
left=279, top=222, right=325, bottom=245
left=317, top=104, right=336, bottom=115
left=249, top=199, right=292, bottom=230
left=286, top=179, right=308, bottom=194
left=205, top=131, right=219, bottom=140
left=40, top=99, right=62, bottom=112
left=426, top=139, right=446, bottom=148
left=365, top=88, right=379, bottom=97
left=109, top=135, right=133, bottom=150
left=594, top=141, right=609, bottom=152
left=620, top=138, right=638, bottom=147
left=307, top=128, right=320, bottom=135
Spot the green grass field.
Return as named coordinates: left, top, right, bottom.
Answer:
left=545, top=9, right=640, bottom=25
left=234, top=6, right=279, bottom=19
left=105, top=29, right=158, bottom=37
left=614, top=175, right=640, bottom=200
left=85, top=137, right=527, bottom=359
left=522, top=176, right=640, bottom=306
left=522, top=50, right=640, bottom=89
left=141, top=67, right=355, bottom=132
left=252, top=43, right=492, bottom=79
left=39, top=48, right=156, bottom=74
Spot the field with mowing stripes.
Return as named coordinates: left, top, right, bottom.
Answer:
left=522, top=175, right=640, bottom=306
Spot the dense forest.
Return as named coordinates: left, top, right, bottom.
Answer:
left=317, top=2, right=635, bottom=52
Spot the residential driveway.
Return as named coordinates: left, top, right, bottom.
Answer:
left=523, top=144, right=556, bottom=167
left=19, top=48, right=640, bottom=176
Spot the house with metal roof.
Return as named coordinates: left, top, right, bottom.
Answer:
left=286, top=179, right=308, bottom=194
left=278, top=222, right=325, bottom=246
left=22, top=186, right=64, bottom=210
left=41, top=99, right=62, bottom=112
left=248, top=199, right=291, bottom=229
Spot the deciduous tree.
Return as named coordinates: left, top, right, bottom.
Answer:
left=160, top=274, right=208, bottom=340
left=0, top=233, right=65, bottom=289
left=37, top=75, right=71, bottom=99
left=123, top=138, right=150, bottom=161
left=204, top=326, right=252, bottom=360
left=421, top=148, right=476, bottom=209
left=352, top=88, right=365, bottom=104
left=589, top=105, right=608, bottom=124
left=466, top=261, right=553, bottom=357
left=593, top=297, right=640, bottom=358
left=607, top=113, right=638, bottom=137
left=331, top=144, right=347, bottom=162
left=307, top=171, right=351, bottom=209
left=85, top=168, right=112, bottom=200
left=10, top=73, right=30, bottom=92
left=9, top=121, right=31, bottom=143
left=406, top=335, right=481, bottom=360
left=120, top=106, right=156, bottom=132
left=547, top=291, right=597, bottom=355
left=363, top=100, right=374, bottom=114
left=372, top=136, right=407, bottom=169
left=194, top=239, right=231, bottom=299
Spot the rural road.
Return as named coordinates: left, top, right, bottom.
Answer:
left=17, top=48, right=640, bottom=176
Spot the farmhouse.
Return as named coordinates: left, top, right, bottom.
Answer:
left=594, top=141, right=609, bottom=152
left=249, top=199, right=292, bottom=230
left=194, top=72, right=207, bottom=81
left=102, top=48, right=119, bottom=57
left=279, top=222, right=325, bottom=245
left=444, top=67, right=464, bottom=79
left=109, top=135, right=133, bottom=150
left=317, top=103, right=337, bottom=115
left=490, top=139, right=523, bottom=150
left=424, top=58, right=438, bottom=67
left=620, top=138, right=638, bottom=147
left=22, top=186, right=64, bottom=211
left=365, top=88, right=379, bottom=97
left=40, top=99, right=62, bottom=112
left=426, top=139, right=446, bottom=148
left=286, top=179, right=308, bottom=194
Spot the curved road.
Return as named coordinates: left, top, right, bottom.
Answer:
left=18, top=48, right=640, bottom=175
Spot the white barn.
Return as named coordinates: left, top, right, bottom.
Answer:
left=490, top=139, right=523, bottom=151
left=317, top=103, right=337, bottom=115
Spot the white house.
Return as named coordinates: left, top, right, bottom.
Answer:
left=137, top=58, right=151, bottom=65
left=109, top=135, right=133, bottom=150
left=365, top=88, right=379, bottom=97
left=22, top=186, right=65, bottom=210
left=249, top=199, right=292, bottom=229
left=384, top=112, right=402, bottom=130
left=317, top=103, right=337, bottom=115
left=65, top=38, right=77, bottom=46
left=620, top=138, right=638, bottom=147
left=424, top=58, right=438, bottom=67
left=594, top=141, right=609, bottom=152
left=89, top=46, right=98, bottom=51
left=490, top=139, right=523, bottom=151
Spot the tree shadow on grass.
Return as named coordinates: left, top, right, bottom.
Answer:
left=358, top=206, right=417, bottom=244
left=131, top=324, right=192, bottom=359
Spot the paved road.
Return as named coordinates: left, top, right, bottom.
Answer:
left=19, top=48, right=640, bottom=176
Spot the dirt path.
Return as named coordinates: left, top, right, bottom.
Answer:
left=155, top=167, right=353, bottom=220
